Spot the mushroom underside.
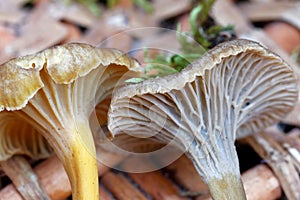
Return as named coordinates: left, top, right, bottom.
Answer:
left=108, top=40, right=298, bottom=200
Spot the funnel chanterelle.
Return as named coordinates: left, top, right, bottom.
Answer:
left=108, top=39, right=298, bottom=199
left=0, top=43, right=141, bottom=200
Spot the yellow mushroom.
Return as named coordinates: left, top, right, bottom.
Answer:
left=0, top=43, right=141, bottom=200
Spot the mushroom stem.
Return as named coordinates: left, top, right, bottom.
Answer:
left=188, top=140, right=246, bottom=200
left=39, top=119, right=99, bottom=200
left=206, top=173, right=246, bottom=200
left=0, top=155, right=50, bottom=200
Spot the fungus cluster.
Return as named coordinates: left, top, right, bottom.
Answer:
left=0, top=39, right=297, bottom=200
left=108, top=39, right=298, bottom=199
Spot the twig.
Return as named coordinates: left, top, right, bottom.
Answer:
left=245, top=132, right=300, bottom=200
left=0, top=156, right=50, bottom=200
left=167, top=155, right=281, bottom=200
left=0, top=147, right=124, bottom=200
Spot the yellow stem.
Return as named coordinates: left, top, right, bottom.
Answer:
left=51, top=121, right=99, bottom=200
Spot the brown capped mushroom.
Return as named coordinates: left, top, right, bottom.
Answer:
left=0, top=43, right=141, bottom=200
left=0, top=111, right=51, bottom=200
left=108, top=39, right=298, bottom=199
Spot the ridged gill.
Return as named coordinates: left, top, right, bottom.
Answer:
left=108, top=42, right=298, bottom=178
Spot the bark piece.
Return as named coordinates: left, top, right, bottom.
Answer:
left=5, top=2, right=67, bottom=57
left=0, top=154, right=284, bottom=200
left=152, top=0, right=192, bottom=21
left=168, top=155, right=281, bottom=200
left=122, top=159, right=188, bottom=200
left=238, top=1, right=300, bottom=29
left=0, top=25, right=16, bottom=64
left=167, top=156, right=209, bottom=200
left=0, top=156, right=70, bottom=200
left=99, top=185, right=114, bottom=200
left=264, top=22, right=300, bottom=54
left=101, top=172, right=147, bottom=200
left=242, top=164, right=281, bottom=200
left=61, top=22, right=82, bottom=44
left=80, top=9, right=129, bottom=46
left=47, top=1, right=98, bottom=27
left=245, top=132, right=300, bottom=200
left=0, top=156, right=50, bottom=200
left=0, top=1, right=27, bottom=24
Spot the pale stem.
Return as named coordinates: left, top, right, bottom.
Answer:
left=206, top=173, right=246, bottom=200
left=188, top=140, right=246, bottom=200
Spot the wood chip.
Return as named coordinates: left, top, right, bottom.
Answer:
left=0, top=152, right=284, bottom=200
left=99, top=185, right=114, bottom=200
left=167, top=156, right=209, bottom=200
left=264, top=22, right=300, bottom=54
left=237, top=2, right=299, bottom=23
left=0, top=156, right=71, bottom=200
left=127, top=9, right=158, bottom=39
left=113, top=0, right=133, bottom=9
left=98, top=32, right=133, bottom=53
left=0, top=25, right=16, bottom=64
left=0, top=1, right=27, bottom=24
left=101, top=172, right=147, bottom=200
left=0, top=156, right=50, bottom=200
left=245, top=132, right=300, bottom=200
left=237, top=1, right=300, bottom=29
left=133, top=31, right=181, bottom=63
left=61, top=21, right=82, bottom=44
left=0, top=146, right=123, bottom=200
left=121, top=158, right=188, bottom=200
left=152, top=0, right=192, bottom=21
left=177, top=13, right=190, bottom=32
left=47, top=1, right=98, bottom=27
left=242, top=164, right=281, bottom=200
left=265, top=127, right=300, bottom=172
left=167, top=155, right=281, bottom=200
left=282, top=6, right=300, bottom=29
left=4, top=2, right=67, bottom=57
left=80, top=9, right=129, bottom=46
left=1, top=0, right=28, bottom=7
left=0, top=11, right=26, bottom=24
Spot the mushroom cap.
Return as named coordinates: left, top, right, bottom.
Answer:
left=0, top=43, right=141, bottom=111
left=108, top=39, right=298, bottom=142
left=0, top=111, right=52, bottom=161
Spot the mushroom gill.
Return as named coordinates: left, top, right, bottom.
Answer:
left=0, top=111, right=51, bottom=200
left=108, top=39, right=298, bottom=199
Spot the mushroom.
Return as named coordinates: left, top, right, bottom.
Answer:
left=0, top=111, right=51, bottom=200
left=108, top=39, right=298, bottom=199
left=0, top=43, right=141, bottom=200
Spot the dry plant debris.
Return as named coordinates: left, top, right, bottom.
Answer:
left=244, top=131, right=300, bottom=200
